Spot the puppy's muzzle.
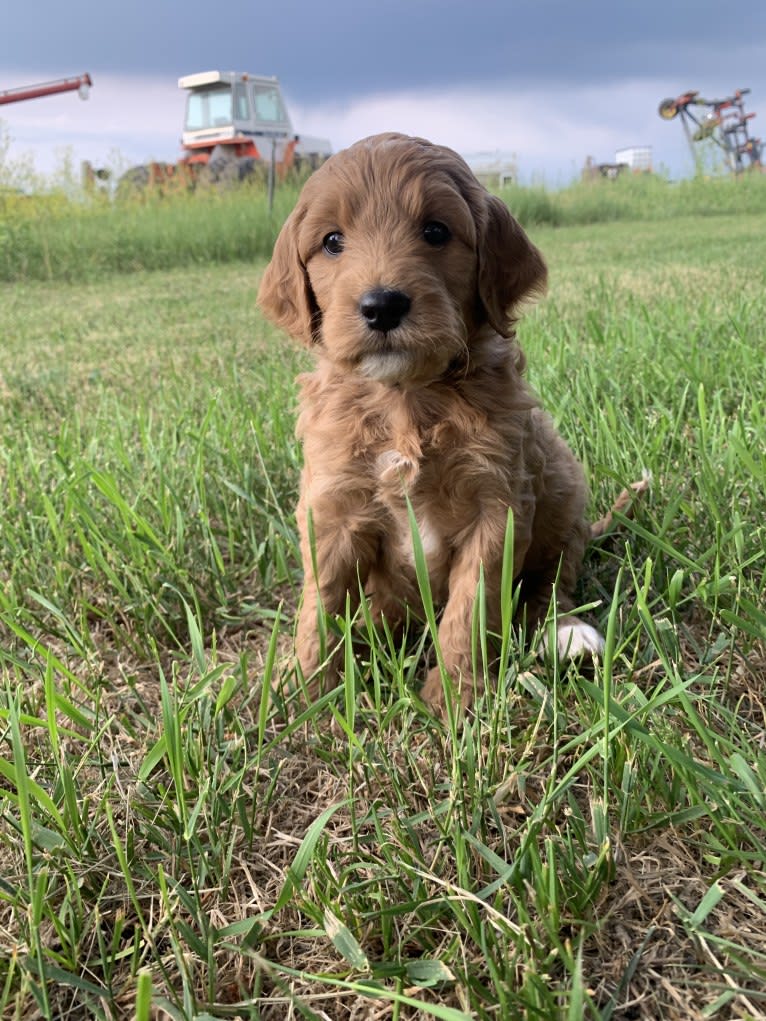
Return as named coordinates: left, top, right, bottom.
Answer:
left=359, top=288, right=411, bottom=333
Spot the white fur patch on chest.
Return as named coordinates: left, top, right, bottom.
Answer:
left=412, top=511, right=442, bottom=559
left=376, top=448, right=419, bottom=487
left=392, top=507, right=442, bottom=568
left=373, top=447, right=445, bottom=568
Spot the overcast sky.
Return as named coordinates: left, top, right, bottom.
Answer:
left=2, top=0, right=765, bottom=183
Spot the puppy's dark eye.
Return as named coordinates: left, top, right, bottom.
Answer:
left=423, top=221, right=451, bottom=246
left=323, top=231, right=345, bottom=256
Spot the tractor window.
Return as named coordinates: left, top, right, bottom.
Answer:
left=252, top=85, right=287, bottom=123
left=185, top=85, right=232, bottom=131
left=233, top=83, right=249, bottom=121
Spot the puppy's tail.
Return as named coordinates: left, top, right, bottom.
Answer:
left=590, top=471, right=651, bottom=539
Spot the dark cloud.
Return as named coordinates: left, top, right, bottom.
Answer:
left=4, top=0, right=764, bottom=102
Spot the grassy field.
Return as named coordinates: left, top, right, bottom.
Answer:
left=0, top=179, right=765, bottom=1019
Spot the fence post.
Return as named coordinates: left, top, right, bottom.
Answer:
left=268, top=138, right=276, bottom=214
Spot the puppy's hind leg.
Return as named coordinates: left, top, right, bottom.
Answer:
left=541, top=615, right=605, bottom=660
left=520, top=524, right=605, bottom=662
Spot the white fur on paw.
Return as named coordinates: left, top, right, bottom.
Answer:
left=540, top=620, right=605, bottom=660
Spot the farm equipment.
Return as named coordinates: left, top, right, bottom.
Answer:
left=120, top=70, right=332, bottom=193
left=0, top=74, right=92, bottom=106
left=659, top=89, right=762, bottom=172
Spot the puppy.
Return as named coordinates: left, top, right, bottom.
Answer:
left=258, top=132, right=603, bottom=712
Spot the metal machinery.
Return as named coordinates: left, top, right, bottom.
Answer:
left=659, top=89, right=762, bottom=173
left=0, top=74, right=92, bottom=107
left=120, top=71, right=332, bottom=192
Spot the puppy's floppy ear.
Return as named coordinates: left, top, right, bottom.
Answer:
left=477, top=195, right=547, bottom=338
left=257, top=207, right=318, bottom=346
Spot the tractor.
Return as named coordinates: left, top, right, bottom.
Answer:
left=119, top=71, right=332, bottom=193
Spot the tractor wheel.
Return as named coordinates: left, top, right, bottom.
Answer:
left=116, top=162, right=188, bottom=198
left=196, top=144, right=248, bottom=188
left=198, top=155, right=264, bottom=189
left=214, top=158, right=245, bottom=188
left=116, top=164, right=151, bottom=198
left=235, top=156, right=262, bottom=183
left=659, top=98, right=679, bottom=120
left=290, top=153, right=325, bottom=184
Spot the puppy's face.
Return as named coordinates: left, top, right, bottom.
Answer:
left=259, top=133, right=546, bottom=386
left=302, top=164, right=479, bottom=385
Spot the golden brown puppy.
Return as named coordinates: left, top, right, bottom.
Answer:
left=258, top=132, right=603, bottom=713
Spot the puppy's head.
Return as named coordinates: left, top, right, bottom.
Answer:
left=258, top=133, right=546, bottom=386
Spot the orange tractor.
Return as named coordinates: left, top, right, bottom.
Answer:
left=120, top=70, right=332, bottom=192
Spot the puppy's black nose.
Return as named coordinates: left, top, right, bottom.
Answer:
left=359, top=288, right=411, bottom=332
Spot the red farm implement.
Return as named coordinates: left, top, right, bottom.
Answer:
left=659, top=88, right=762, bottom=173
left=0, top=74, right=92, bottom=107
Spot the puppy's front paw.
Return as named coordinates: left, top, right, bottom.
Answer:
left=295, top=642, right=343, bottom=703
left=540, top=617, right=605, bottom=661
left=420, top=665, right=480, bottom=717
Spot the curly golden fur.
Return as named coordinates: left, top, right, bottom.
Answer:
left=258, top=132, right=603, bottom=713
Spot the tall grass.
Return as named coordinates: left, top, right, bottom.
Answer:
left=501, top=169, right=766, bottom=225
left=0, top=182, right=300, bottom=282
left=2, top=168, right=765, bottom=282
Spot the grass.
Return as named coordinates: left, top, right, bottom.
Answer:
left=0, top=188, right=765, bottom=1018
left=499, top=168, right=766, bottom=226
left=1, top=166, right=765, bottom=282
left=0, top=183, right=300, bottom=283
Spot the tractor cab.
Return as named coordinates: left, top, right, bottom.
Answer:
left=179, top=71, right=295, bottom=161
